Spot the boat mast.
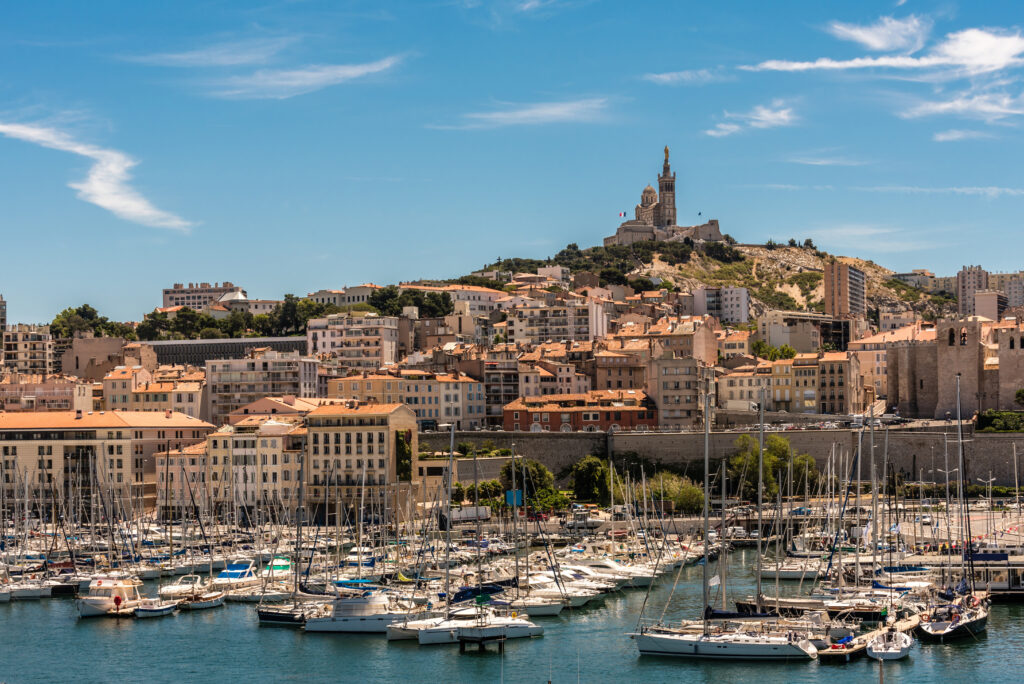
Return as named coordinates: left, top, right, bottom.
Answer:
left=756, top=385, right=765, bottom=610
left=443, top=422, right=454, bottom=616
left=701, top=387, right=711, bottom=633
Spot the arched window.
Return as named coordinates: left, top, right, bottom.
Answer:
left=960, top=327, right=968, bottom=346
left=1011, top=337, right=1016, bottom=350
left=948, top=329, right=956, bottom=346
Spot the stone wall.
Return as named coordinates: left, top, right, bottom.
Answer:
left=420, top=426, right=1024, bottom=487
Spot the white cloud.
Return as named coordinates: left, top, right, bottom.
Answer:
left=932, top=129, right=994, bottom=142
left=127, top=37, right=297, bottom=67
left=902, top=89, right=1024, bottom=122
left=827, top=15, right=931, bottom=52
left=642, top=68, right=729, bottom=85
left=435, top=98, right=609, bottom=129
left=706, top=99, right=796, bottom=137
left=516, top=0, right=559, bottom=10
left=704, top=123, right=743, bottom=137
left=0, top=122, right=192, bottom=230
left=744, top=27, right=1024, bottom=78
left=212, top=56, right=403, bottom=99
left=856, top=185, right=1024, bottom=198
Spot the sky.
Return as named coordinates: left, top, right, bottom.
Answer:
left=2, top=0, right=1023, bottom=322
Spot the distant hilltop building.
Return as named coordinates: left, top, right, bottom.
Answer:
left=604, top=147, right=724, bottom=247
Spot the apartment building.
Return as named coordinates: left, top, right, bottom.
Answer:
left=505, top=298, right=609, bottom=345
left=646, top=350, right=707, bottom=429
left=0, top=373, right=92, bottom=413
left=975, top=290, right=1008, bottom=321
left=304, top=402, right=417, bottom=511
left=306, top=312, right=400, bottom=370
left=824, top=261, right=866, bottom=319
left=503, top=389, right=658, bottom=432
left=205, top=349, right=304, bottom=425
left=692, top=285, right=750, bottom=324
left=957, top=265, right=990, bottom=316
left=818, top=351, right=861, bottom=415
left=3, top=324, right=55, bottom=375
left=791, top=354, right=820, bottom=413
left=162, top=281, right=245, bottom=308
left=401, top=283, right=505, bottom=316
left=0, top=410, right=213, bottom=516
left=518, top=359, right=590, bottom=398
left=0, top=294, right=6, bottom=331
left=720, top=330, right=751, bottom=358
left=130, top=380, right=205, bottom=419
left=879, top=306, right=919, bottom=332
left=720, top=367, right=772, bottom=411
left=102, top=366, right=153, bottom=410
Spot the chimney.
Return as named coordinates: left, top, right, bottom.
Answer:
left=282, top=395, right=296, bottom=406
left=75, top=409, right=83, bottom=420
left=165, top=409, right=172, bottom=419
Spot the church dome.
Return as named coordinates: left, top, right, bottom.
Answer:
left=641, top=184, right=657, bottom=205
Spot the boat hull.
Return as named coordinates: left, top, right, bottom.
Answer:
left=636, top=632, right=818, bottom=660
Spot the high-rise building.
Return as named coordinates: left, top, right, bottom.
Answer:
left=0, top=294, right=6, bottom=330
left=2, top=324, right=55, bottom=374
left=824, top=261, right=866, bottom=319
left=956, top=265, right=990, bottom=316
left=205, top=349, right=304, bottom=424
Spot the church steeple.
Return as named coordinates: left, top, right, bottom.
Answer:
left=657, top=145, right=676, bottom=227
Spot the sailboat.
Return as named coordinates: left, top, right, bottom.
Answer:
left=634, top=387, right=818, bottom=661
left=917, top=375, right=990, bottom=643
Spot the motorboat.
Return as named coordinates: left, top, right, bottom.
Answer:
left=177, top=590, right=225, bottom=611
left=866, top=629, right=913, bottom=660
left=261, top=556, right=292, bottom=580
left=77, top=577, right=144, bottom=618
left=159, top=574, right=209, bottom=599
left=134, top=598, right=179, bottom=619
left=212, top=561, right=261, bottom=591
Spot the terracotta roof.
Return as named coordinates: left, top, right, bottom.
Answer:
left=103, top=366, right=147, bottom=381
left=820, top=352, right=849, bottom=362
left=0, top=410, right=213, bottom=430
left=307, top=403, right=406, bottom=416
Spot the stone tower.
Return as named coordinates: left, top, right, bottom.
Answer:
left=657, top=145, right=676, bottom=227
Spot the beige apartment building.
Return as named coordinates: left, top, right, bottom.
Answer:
left=957, top=266, right=990, bottom=316
left=306, top=312, right=400, bottom=370
left=0, top=373, right=92, bottom=413
left=162, top=281, right=245, bottom=308
left=304, top=402, right=417, bottom=514
left=102, top=366, right=153, bottom=410
left=0, top=410, right=213, bottom=515
left=205, top=349, right=304, bottom=425
left=3, top=324, right=55, bottom=375
left=505, top=298, right=610, bottom=345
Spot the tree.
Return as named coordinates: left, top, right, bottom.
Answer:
left=198, top=327, right=225, bottom=339
left=571, top=455, right=610, bottom=504
left=500, top=458, right=554, bottom=502
left=777, top=344, right=797, bottom=360
left=803, top=238, right=816, bottom=249
left=533, top=488, right=570, bottom=512
left=395, top=433, right=412, bottom=482
left=675, top=480, right=705, bottom=514
left=451, top=482, right=465, bottom=505
left=456, top=442, right=474, bottom=456
left=1016, top=389, right=1024, bottom=408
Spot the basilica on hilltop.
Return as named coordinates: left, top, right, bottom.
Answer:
left=603, top=147, right=724, bottom=247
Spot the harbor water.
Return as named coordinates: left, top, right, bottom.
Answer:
left=2, top=550, right=1021, bottom=683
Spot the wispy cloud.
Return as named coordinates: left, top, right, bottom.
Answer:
left=516, top=0, right=559, bottom=10
left=432, top=97, right=609, bottom=129
left=743, top=27, right=1024, bottom=78
left=0, top=121, right=192, bottom=230
left=804, top=223, right=943, bottom=253
left=127, top=37, right=297, bottom=67
left=855, top=185, right=1024, bottom=198
left=787, top=155, right=868, bottom=166
left=827, top=15, right=931, bottom=53
left=902, top=88, right=1024, bottom=122
left=211, top=55, right=403, bottom=99
left=932, top=129, right=994, bottom=142
left=705, top=99, right=796, bottom=137
left=641, top=68, right=731, bottom=85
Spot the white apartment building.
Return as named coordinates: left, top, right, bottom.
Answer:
left=692, top=286, right=750, bottom=324
left=163, top=281, right=245, bottom=308
left=3, top=325, right=55, bottom=375
left=505, top=298, right=609, bottom=345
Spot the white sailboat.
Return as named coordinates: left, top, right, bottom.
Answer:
left=866, top=629, right=913, bottom=660
left=77, top=577, right=144, bottom=618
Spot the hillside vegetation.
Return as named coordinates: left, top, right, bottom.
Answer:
left=472, top=239, right=957, bottom=322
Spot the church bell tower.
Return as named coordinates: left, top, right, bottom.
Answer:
left=657, top=145, right=676, bottom=227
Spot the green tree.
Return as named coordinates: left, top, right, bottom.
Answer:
left=500, top=458, right=554, bottom=502
left=451, top=482, right=465, bottom=505
left=533, top=488, right=571, bottom=511
left=456, top=442, right=474, bottom=456
left=395, top=433, right=412, bottom=481
left=675, top=480, right=705, bottom=514
left=198, top=327, right=225, bottom=339
left=252, top=314, right=274, bottom=336
left=777, top=344, right=797, bottom=360
left=571, top=455, right=610, bottom=504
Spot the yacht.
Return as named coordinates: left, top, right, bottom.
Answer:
left=77, top=577, right=144, bottom=618
left=159, top=574, right=209, bottom=599
left=635, top=624, right=819, bottom=660
left=305, top=588, right=436, bottom=633
left=212, top=561, right=261, bottom=590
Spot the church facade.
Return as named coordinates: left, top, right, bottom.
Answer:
left=604, top=147, right=724, bottom=247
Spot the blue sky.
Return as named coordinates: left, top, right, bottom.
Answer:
left=2, top=0, right=1023, bottom=322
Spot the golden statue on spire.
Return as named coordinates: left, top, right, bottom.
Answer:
left=664, top=145, right=669, bottom=162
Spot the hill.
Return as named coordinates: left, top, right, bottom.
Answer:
left=472, top=239, right=956, bottom=323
